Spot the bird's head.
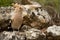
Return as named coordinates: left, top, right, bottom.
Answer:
left=12, top=3, right=24, bottom=11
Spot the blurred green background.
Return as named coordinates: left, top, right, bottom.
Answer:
left=0, top=0, right=59, bottom=13
left=35, top=0, right=59, bottom=13
left=0, top=0, right=13, bottom=6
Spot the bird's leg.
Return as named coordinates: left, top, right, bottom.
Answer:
left=12, top=28, right=18, bottom=31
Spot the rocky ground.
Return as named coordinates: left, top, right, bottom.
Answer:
left=0, top=0, right=60, bottom=40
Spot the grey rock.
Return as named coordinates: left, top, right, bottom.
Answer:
left=0, top=28, right=46, bottom=40
left=25, top=28, right=46, bottom=40
left=0, top=7, right=14, bottom=29
left=0, top=31, right=26, bottom=40
left=47, top=25, right=60, bottom=36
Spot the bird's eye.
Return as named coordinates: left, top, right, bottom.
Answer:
left=14, top=6, right=16, bottom=8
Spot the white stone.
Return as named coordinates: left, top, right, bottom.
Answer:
left=47, top=25, right=60, bottom=36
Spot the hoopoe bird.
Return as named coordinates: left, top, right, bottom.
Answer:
left=10, top=3, right=24, bottom=31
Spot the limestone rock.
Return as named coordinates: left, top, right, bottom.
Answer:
left=25, top=28, right=46, bottom=40
left=47, top=25, right=60, bottom=36
left=0, top=31, right=25, bottom=40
